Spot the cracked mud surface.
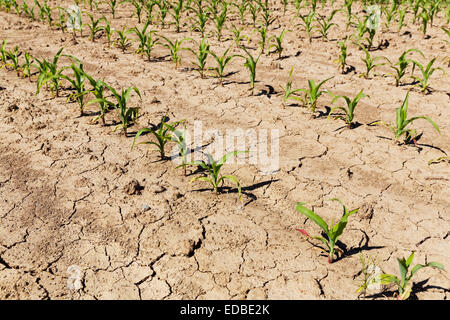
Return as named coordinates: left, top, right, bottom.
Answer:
left=0, top=1, right=449, bottom=299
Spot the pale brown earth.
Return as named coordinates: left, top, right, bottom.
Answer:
left=0, top=0, right=449, bottom=300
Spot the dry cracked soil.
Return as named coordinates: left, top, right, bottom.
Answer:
left=0, top=0, right=449, bottom=300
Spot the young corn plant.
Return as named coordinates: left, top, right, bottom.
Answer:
left=253, top=23, right=268, bottom=54
left=281, top=67, right=304, bottom=105
left=375, top=252, right=444, bottom=300
left=258, top=0, right=275, bottom=27
left=298, top=77, right=333, bottom=114
left=131, top=20, right=151, bottom=54
left=296, top=199, right=358, bottom=263
left=316, top=9, right=339, bottom=41
left=187, top=0, right=209, bottom=36
left=167, top=123, right=189, bottom=175
left=104, top=85, right=141, bottom=136
left=336, top=40, right=348, bottom=74
left=389, top=49, right=424, bottom=87
left=0, top=40, right=7, bottom=67
left=231, top=0, right=247, bottom=24
left=64, top=62, right=89, bottom=116
left=373, top=91, right=440, bottom=144
left=188, top=36, right=209, bottom=78
left=411, top=58, right=445, bottom=93
left=327, top=90, right=367, bottom=128
left=268, top=29, right=288, bottom=59
left=122, top=0, right=144, bottom=23
left=212, top=1, right=228, bottom=41
left=132, top=116, right=184, bottom=160
left=298, top=11, right=315, bottom=43
left=141, top=30, right=160, bottom=62
left=55, top=6, right=67, bottom=32
left=21, top=51, right=34, bottom=81
left=85, top=13, right=106, bottom=42
left=103, top=18, right=114, bottom=45
left=169, top=0, right=185, bottom=33
left=344, top=0, right=354, bottom=31
left=360, top=47, right=387, bottom=79
left=114, top=26, right=134, bottom=52
left=107, top=0, right=119, bottom=18
left=240, top=46, right=261, bottom=94
left=208, top=47, right=239, bottom=85
left=34, top=48, right=69, bottom=97
left=161, top=36, right=191, bottom=67
left=5, top=45, right=21, bottom=76
left=83, top=74, right=109, bottom=125
left=229, top=25, right=249, bottom=47
left=181, top=151, right=248, bottom=201
left=156, top=0, right=169, bottom=28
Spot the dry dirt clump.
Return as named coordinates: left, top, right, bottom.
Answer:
left=0, top=0, right=449, bottom=300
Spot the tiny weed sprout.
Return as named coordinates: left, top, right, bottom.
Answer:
left=376, top=252, right=444, bottom=300
left=161, top=36, right=191, bottom=67
left=298, top=77, right=333, bottom=114
left=269, top=29, right=288, bottom=59
left=296, top=199, right=358, bottom=263
left=428, top=156, right=450, bottom=166
left=208, top=46, right=239, bottom=85
left=328, top=90, right=367, bottom=128
left=360, top=47, right=387, bottom=79
left=389, top=49, right=424, bottom=87
left=188, top=36, right=210, bottom=78
left=373, top=91, right=440, bottom=144
left=132, top=116, right=184, bottom=160
left=85, top=13, right=105, bottom=42
left=181, top=151, right=248, bottom=201
left=240, top=46, right=261, bottom=94
left=411, top=58, right=445, bottom=93
left=104, top=85, right=141, bottom=136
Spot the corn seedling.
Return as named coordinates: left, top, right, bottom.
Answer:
left=132, top=115, right=184, bottom=159
left=181, top=151, right=248, bottom=201
left=360, top=47, right=387, bottom=79
left=298, top=11, right=315, bottom=43
left=208, top=46, right=239, bottom=84
left=64, top=62, right=89, bottom=116
left=103, top=18, right=114, bottom=45
left=34, top=48, right=69, bottom=97
left=5, top=46, right=21, bottom=76
left=107, top=0, right=119, bottom=18
left=211, top=1, right=227, bottom=41
left=411, top=58, right=445, bottom=93
left=21, top=51, right=33, bottom=81
left=316, top=9, right=339, bottom=41
left=356, top=253, right=383, bottom=297
left=247, top=0, right=259, bottom=26
left=344, top=0, right=353, bottom=30
left=268, top=29, right=288, bottom=59
left=230, top=25, right=249, bottom=47
left=382, top=1, right=398, bottom=29
left=131, top=20, right=151, bottom=53
left=187, top=0, right=209, bottom=36
left=281, top=67, right=304, bottom=105
left=169, top=0, right=185, bottom=33
left=167, top=123, right=188, bottom=175
left=294, top=0, right=303, bottom=16
left=373, top=91, right=440, bottom=144
left=253, top=23, right=267, bottom=54
left=145, top=0, right=156, bottom=24
left=85, top=14, right=106, bottom=42
left=257, top=0, right=275, bottom=27
left=240, top=46, right=261, bottom=94
left=104, top=85, right=141, bottom=136
left=375, top=252, right=444, bottom=300
left=188, top=36, right=209, bottom=78
left=296, top=199, right=358, bottom=263
left=336, top=40, right=348, bottom=74
left=231, top=0, right=247, bottom=24
left=0, top=40, right=7, bottom=66
left=161, top=36, right=191, bottom=67
left=328, top=90, right=367, bottom=128
left=297, top=77, right=333, bottom=114
left=156, top=0, right=169, bottom=28
left=56, top=6, right=67, bottom=32
left=122, top=0, right=144, bottom=23
left=114, top=26, right=134, bottom=52
left=84, top=74, right=109, bottom=125
left=389, top=48, right=424, bottom=87
left=397, top=6, right=407, bottom=33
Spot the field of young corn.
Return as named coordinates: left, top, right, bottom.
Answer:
left=0, top=0, right=449, bottom=300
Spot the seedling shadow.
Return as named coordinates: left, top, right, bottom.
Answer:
left=256, top=85, right=277, bottom=98
left=333, top=230, right=385, bottom=263
left=314, top=106, right=331, bottom=119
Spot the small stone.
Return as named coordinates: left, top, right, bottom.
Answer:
left=123, top=179, right=143, bottom=195
left=142, top=204, right=150, bottom=212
